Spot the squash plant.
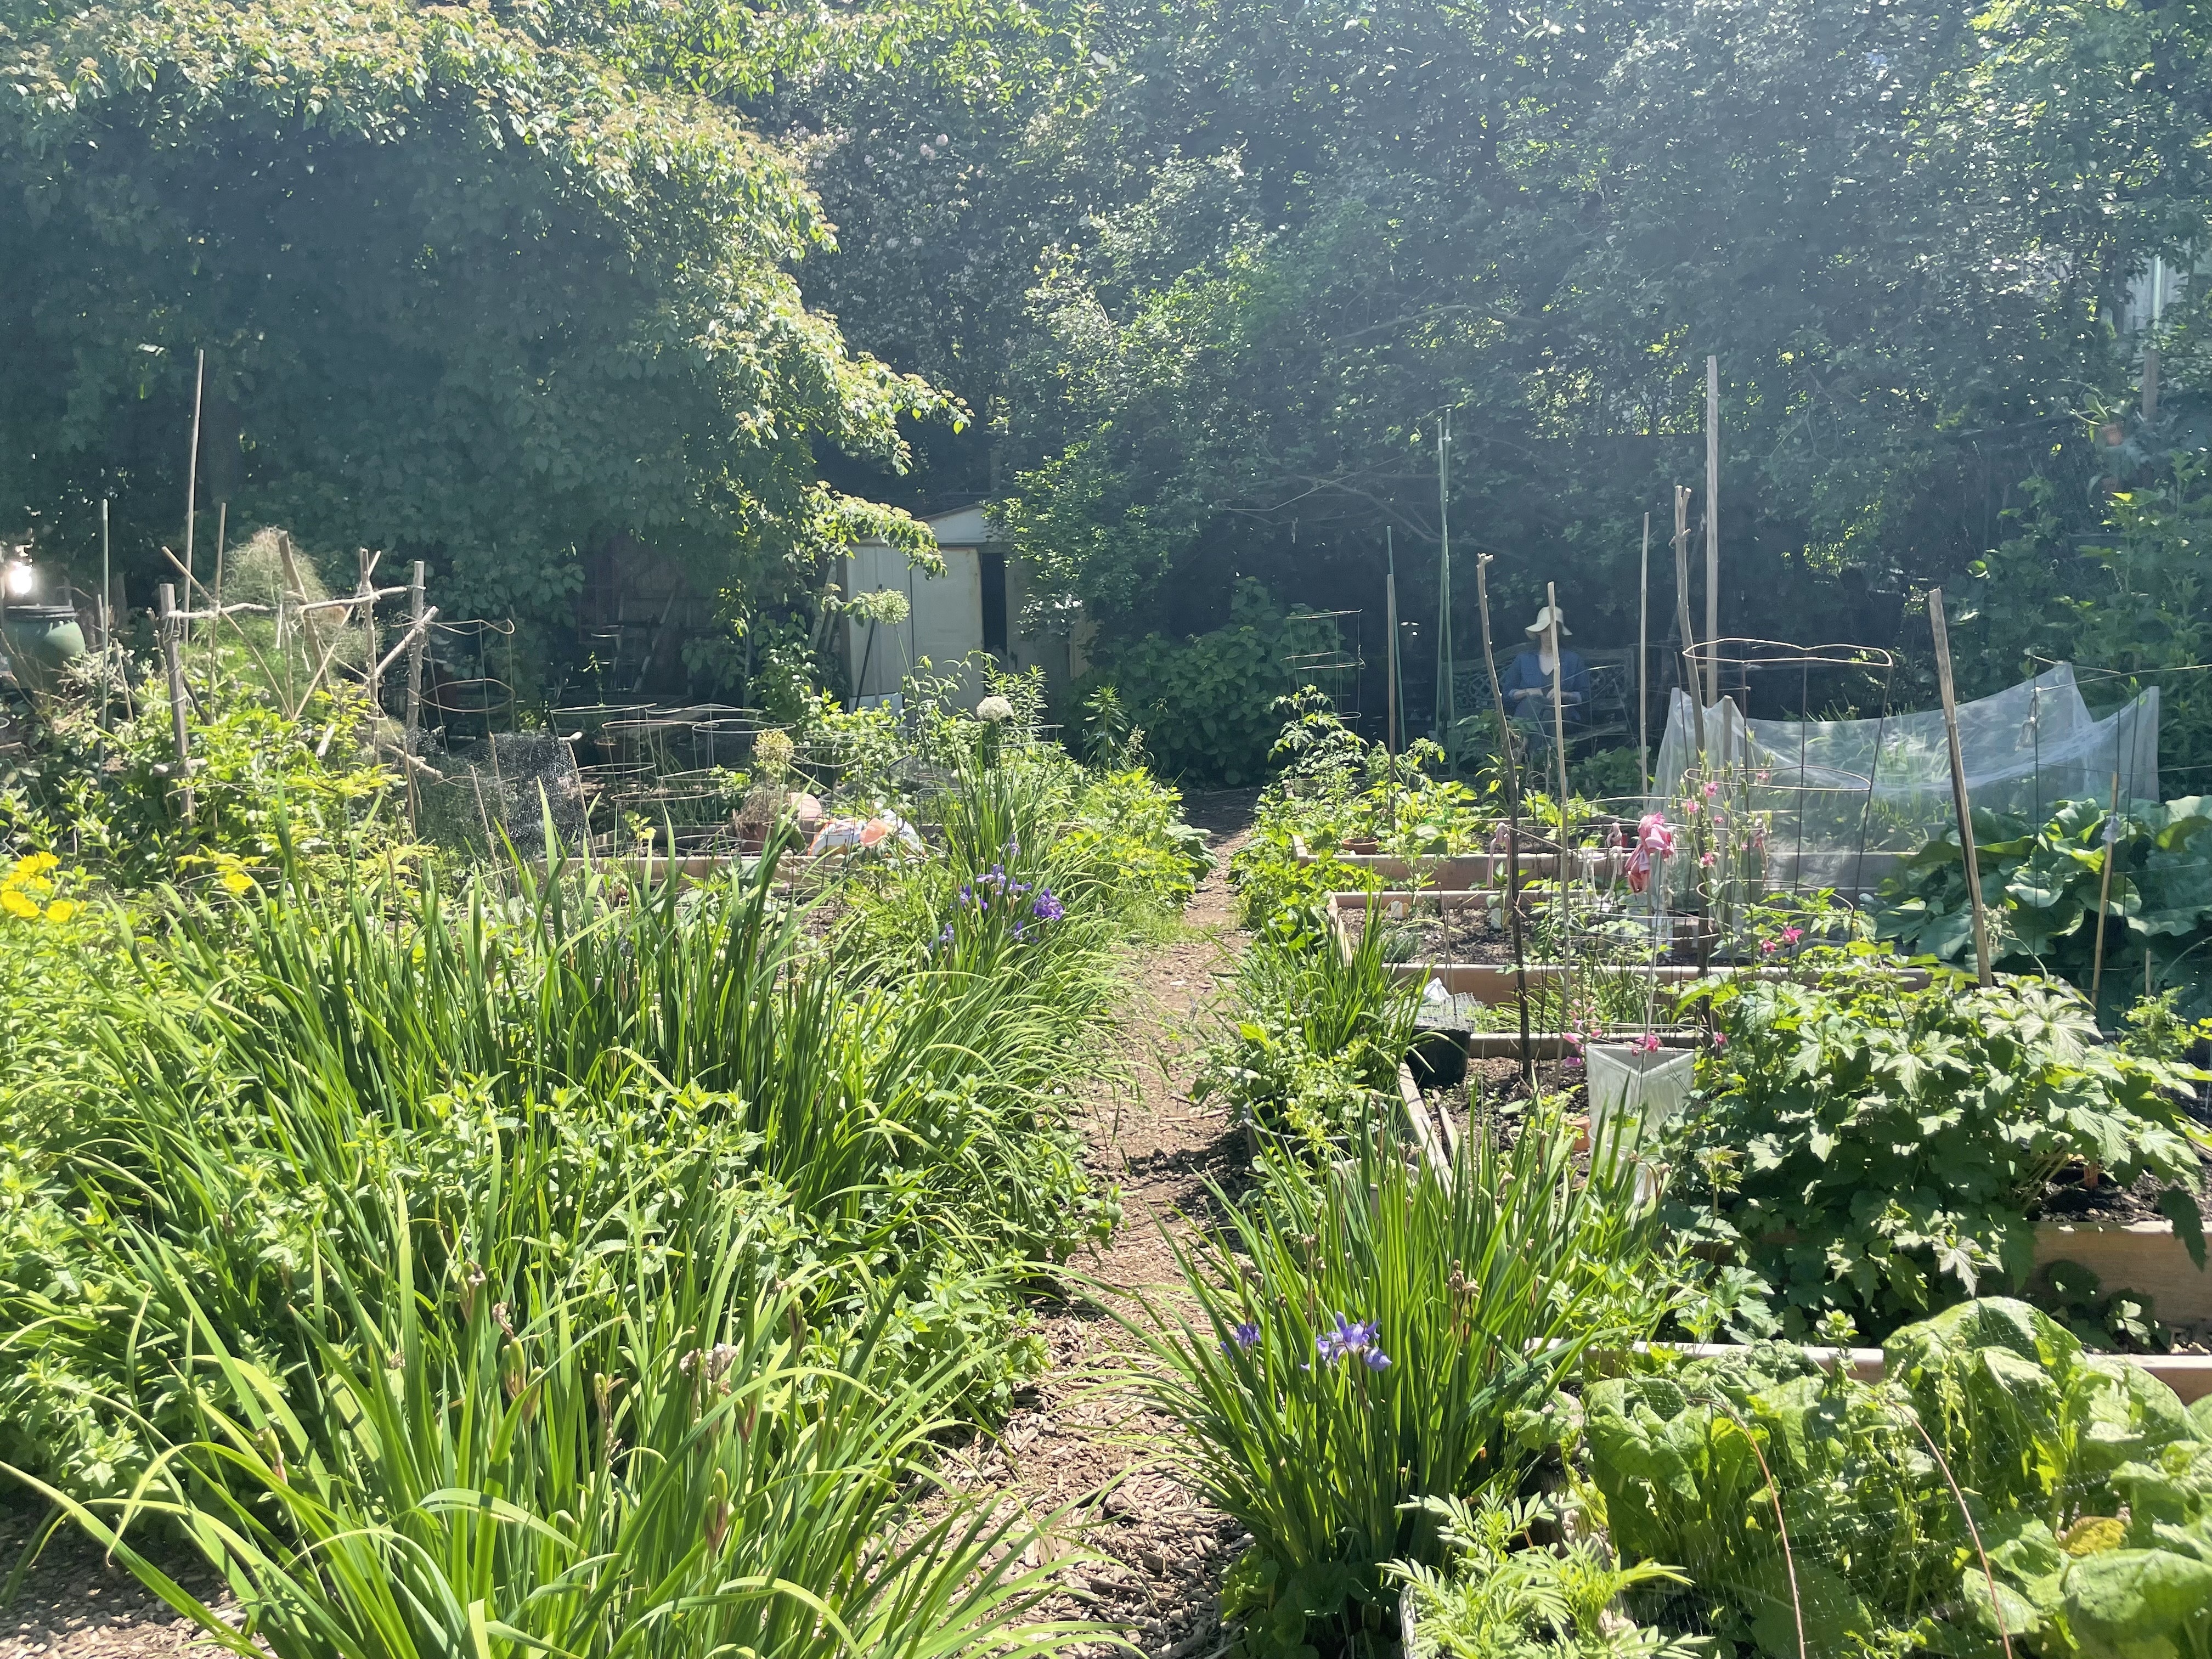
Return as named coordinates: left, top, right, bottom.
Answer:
left=1875, top=796, right=2212, bottom=1023
left=1664, top=960, right=2210, bottom=1336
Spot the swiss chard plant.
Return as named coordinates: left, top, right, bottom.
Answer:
left=1876, top=795, right=2212, bottom=1023
left=1664, top=961, right=2210, bottom=1336
left=1583, top=1299, right=2212, bottom=1659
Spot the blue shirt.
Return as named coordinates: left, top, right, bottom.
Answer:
left=1502, top=647, right=1590, bottom=721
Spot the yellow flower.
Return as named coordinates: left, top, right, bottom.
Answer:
left=16, top=852, right=59, bottom=876
left=221, top=868, right=253, bottom=895
left=1, top=889, right=39, bottom=919
left=43, top=900, right=78, bottom=924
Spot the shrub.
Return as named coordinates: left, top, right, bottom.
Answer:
left=1664, top=961, right=2210, bottom=1336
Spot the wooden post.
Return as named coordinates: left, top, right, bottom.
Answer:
left=2090, top=770, right=2123, bottom=1017
left=1547, top=580, right=1574, bottom=1017
left=1472, top=551, right=1534, bottom=1090
left=405, top=560, right=427, bottom=832
left=206, top=499, right=227, bottom=678
left=158, top=584, right=194, bottom=821
left=1927, top=588, right=1991, bottom=986
left=1435, top=413, right=1456, bottom=742
left=1384, top=528, right=1401, bottom=759
left=360, top=548, right=381, bottom=752
left=1673, top=484, right=1705, bottom=765
left=98, top=498, right=112, bottom=732
left=1704, top=354, right=1720, bottom=707
left=1638, top=511, right=1651, bottom=796
left=183, top=348, right=204, bottom=642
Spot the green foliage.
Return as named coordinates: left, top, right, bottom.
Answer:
left=1584, top=1299, right=2212, bottom=1659
left=1074, top=580, right=1300, bottom=786
left=8, top=1198, right=1101, bottom=1659
left=1387, top=1493, right=1704, bottom=1659
left=1664, top=963, right=2211, bottom=1336
left=1137, top=1118, right=1668, bottom=1659
left=1193, top=921, right=1419, bottom=1155
left=1876, top=795, right=2212, bottom=1023
left=1, top=644, right=399, bottom=890
left=0, top=0, right=950, bottom=642
left=0, top=742, right=1184, bottom=1494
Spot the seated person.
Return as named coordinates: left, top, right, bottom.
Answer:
left=1500, top=605, right=1590, bottom=727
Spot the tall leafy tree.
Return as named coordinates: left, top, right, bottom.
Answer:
left=0, top=0, right=949, bottom=647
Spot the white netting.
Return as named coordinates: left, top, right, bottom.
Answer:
left=1650, top=665, right=2159, bottom=895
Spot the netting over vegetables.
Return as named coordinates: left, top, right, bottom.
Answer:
left=1652, top=666, right=2160, bottom=895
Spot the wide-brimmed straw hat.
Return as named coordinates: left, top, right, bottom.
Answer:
left=1525, top=605, right=1571, bottom=637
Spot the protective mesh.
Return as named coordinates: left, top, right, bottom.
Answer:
left=1650, top=666, right=2160, bottom=895
left=413, top=731, right=589, bottom=861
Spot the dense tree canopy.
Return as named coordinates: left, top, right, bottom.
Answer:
left=0, top=0, right=947, bottom=644
left=3, top=0, right=2208, bottom=735
left=778, top=0, right=2211, bottom=721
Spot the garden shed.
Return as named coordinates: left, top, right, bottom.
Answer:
left=838, top=505, right=1087, bottom=704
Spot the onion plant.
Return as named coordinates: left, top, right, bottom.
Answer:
left=8, top=1190, right=1105, bottom=1659
left=1132, top=1114, right=1669, bottom=1657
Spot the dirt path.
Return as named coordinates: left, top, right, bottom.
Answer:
left=943, top=788, right=1260, bottom=1659
left=1, top=791, right=1261, bottom=1659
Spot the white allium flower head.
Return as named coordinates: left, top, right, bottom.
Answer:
left=975, top=695, right=1015, bottom=725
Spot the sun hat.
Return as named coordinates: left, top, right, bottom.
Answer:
left=1525, top=605, right=1571, bottom=637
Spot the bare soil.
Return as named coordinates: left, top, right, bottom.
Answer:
left=936, top=787, right=1261, bottom=1658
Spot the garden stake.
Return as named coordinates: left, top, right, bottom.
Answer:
left=1704, top=354, right=1720, bottom=707
left=1472, top=550, right=1534, bottom=1090
left=1638, top=510, right=1650, bottom=796
left=405, top=561, right=427, bottom=834
left=205, top=499, right=226, bottom=679
left=1547, top=580, right=1573, bottom=1022
left=182, top=347, right=203, bottom=642
left=1927, top=587, right=1993, bottom=985
left=157, top=583, right=194, bottom=821
left=1435, top=412, right=1456, bottom=742
left=1673, top=484, right=1706, bottom=764
left=2090, top=770, right=2121, bottom=1017
left=360, top=548, right=381, bottom=754
left=1384, top=527, right=1400, bottom=762
left=98, top=497, right=111, bottom=732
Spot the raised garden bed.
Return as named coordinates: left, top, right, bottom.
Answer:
left=1292, top=833, right=1630, bottom=886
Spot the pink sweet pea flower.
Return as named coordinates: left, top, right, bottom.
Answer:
left=1633, top=1032, right=1662, bottom=1054
left=1782, top=926, right=1804, bottom=945
left=1703, top=780, right=1720, bottom=799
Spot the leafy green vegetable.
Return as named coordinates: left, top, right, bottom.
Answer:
left=1666, top=963, right=2210, bottom=1335
left=1877, top=797, right=2212, bottom=1024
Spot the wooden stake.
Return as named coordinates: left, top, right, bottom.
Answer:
left=206, top=500, right=227, bottom=678
left=360, top=548, right=381, bottom=749
left=405, top=560, right=427, bottom=833
left=1435, top=413, right=1457, bottom=741
left=1547, top=580, right=1573, bottom=1017
left=1638, top=511, right=1651, bottom=797
left=98, top=498, right=111, bottom=732
left=1927, top=588, right=1991, bottom=986
left=2089, top=770, right=2122, bottom=1017
left=1704, top=354, right=1720, bottom=707
left=183, top=349, right=204, bottom=643
left=1384, top=528, right=1400, bottom=759
left=1472, top=551, right=1534, bottom=1090
left=158, top=584, right=194, bottom=821
left=1673, top=484, right=1705, bottom=764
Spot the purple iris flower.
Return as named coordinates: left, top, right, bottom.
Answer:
left=1032, top=890, right=1065, bottom=922
left=1316, top=1314, right=1385, bottom=1367
left=1226, top=1321, right=1261, bottom=1351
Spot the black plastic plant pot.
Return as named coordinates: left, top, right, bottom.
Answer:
left=1406, top=1029, right=1469, bottom=1092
